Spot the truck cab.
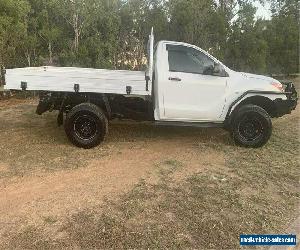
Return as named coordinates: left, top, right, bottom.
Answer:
left=153, top=40, right=229, bottom=122
left=151, top=39, right=297, bottom=124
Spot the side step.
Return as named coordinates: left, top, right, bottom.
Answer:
left=155, top=121, right=224, bottom=128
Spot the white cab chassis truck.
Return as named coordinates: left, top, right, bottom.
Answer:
left=2, top=30, right=298, bottom=148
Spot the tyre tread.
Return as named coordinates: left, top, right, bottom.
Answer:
left=231, top=104, right=272, bottom=148
left=64, top=103, right=108, bottom=149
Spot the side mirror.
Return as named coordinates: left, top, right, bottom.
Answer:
left=203, top=65, right=214, bottom=75
left=213, top=63, right=222, bottom=74
left=213, top=63, right=229, bottom=77
left=203, top=63, right=228, bottom=77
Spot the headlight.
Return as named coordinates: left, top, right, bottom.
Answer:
left=271, top=82, right=284, bottom=92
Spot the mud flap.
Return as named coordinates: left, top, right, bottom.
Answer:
left=57, top=112, right=64, bottom=127
left=36, top=100, right=52, bottom=115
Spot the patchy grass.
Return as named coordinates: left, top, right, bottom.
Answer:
left=5, top=128, right=299, bottom=249
left=0, top=103, right=112, bottom=178
left=43, top=216, right=58, bottom=225
left=0, top=102, right=228, bottom=179
left=59, top=128, right=298, bottom=248
left=1, top=78, right=299, bottom=249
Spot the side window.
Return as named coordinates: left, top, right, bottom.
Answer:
left=167, top=45, right=215, bottom=74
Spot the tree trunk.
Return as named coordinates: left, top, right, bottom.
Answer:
left=33, top=48, right=37, bottom=66
left=48, top=42, right=53, bottom=65
left=26, top=50, right=31, bottom=67
left=74, top=30, right=79, bottom=51
left=73, top=13, right=80, bottom=51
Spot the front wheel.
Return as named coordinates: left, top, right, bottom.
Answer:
left=64, top=103, right=108, bottom=149
left=231, top=104, right=272, bottom=148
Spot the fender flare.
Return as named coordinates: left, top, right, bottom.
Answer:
left=224, top=90, right=289, bottom=126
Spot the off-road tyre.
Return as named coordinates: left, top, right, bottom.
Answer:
left=231, top=104, right=272, bottom=148
left=64, top=103, right=108, bottom=149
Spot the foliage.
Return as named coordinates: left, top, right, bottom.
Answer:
left=225, top=2, right=268, bottom=73
left=0, top=0, right=30, bottom=67
left=0, top=0, right=298, bottom=74
left=265, top=0, right=299, bottom=74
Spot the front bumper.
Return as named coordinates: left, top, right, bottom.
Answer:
left=274, top=81, right=298, bottom=118
left=274, top=98, right=297, bottom=117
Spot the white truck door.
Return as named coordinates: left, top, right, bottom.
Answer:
left=162, top=44, right=228, bottom=122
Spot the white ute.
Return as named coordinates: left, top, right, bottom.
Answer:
left=2, top=29, right=298, bottom=148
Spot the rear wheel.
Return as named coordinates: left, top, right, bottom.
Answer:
left=231, top=104, right=272, bottom=148
left=64, top=103, right=108, bottom=149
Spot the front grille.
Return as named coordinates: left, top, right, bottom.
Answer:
left=280, top=81, right=298, bottom=100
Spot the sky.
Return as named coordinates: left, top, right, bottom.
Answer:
left=231, top=0, right=272, bottom=22
left=254, top=1, right=272, bottom=19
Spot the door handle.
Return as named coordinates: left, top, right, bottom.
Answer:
left=168, top=77, right=182, bottom=82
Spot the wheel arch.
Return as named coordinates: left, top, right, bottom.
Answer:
left=225, top=95, right=276, bottom=128
left=37, top=92, right=112, bottom=120
left=235, top=96, right=276, bottom=117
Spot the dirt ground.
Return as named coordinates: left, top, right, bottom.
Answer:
left=0, top=79, right=299, bottom=249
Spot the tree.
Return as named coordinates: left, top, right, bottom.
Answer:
left=0, top=0, right=298, bottom=74
left=55, top=0, right=103, bottom=52
left=26, top=0, right=63, bottom=65
left=225, top=1, right=268, bottom=73
left=168, top=0, right=214, bottom=48
left=77, top=0, right=121, bottom=68
left=168, top=0, right=235, bottom=61
left=264, top=0, right=299, bottom=74
left=0, top=0, right=30, bottom=67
